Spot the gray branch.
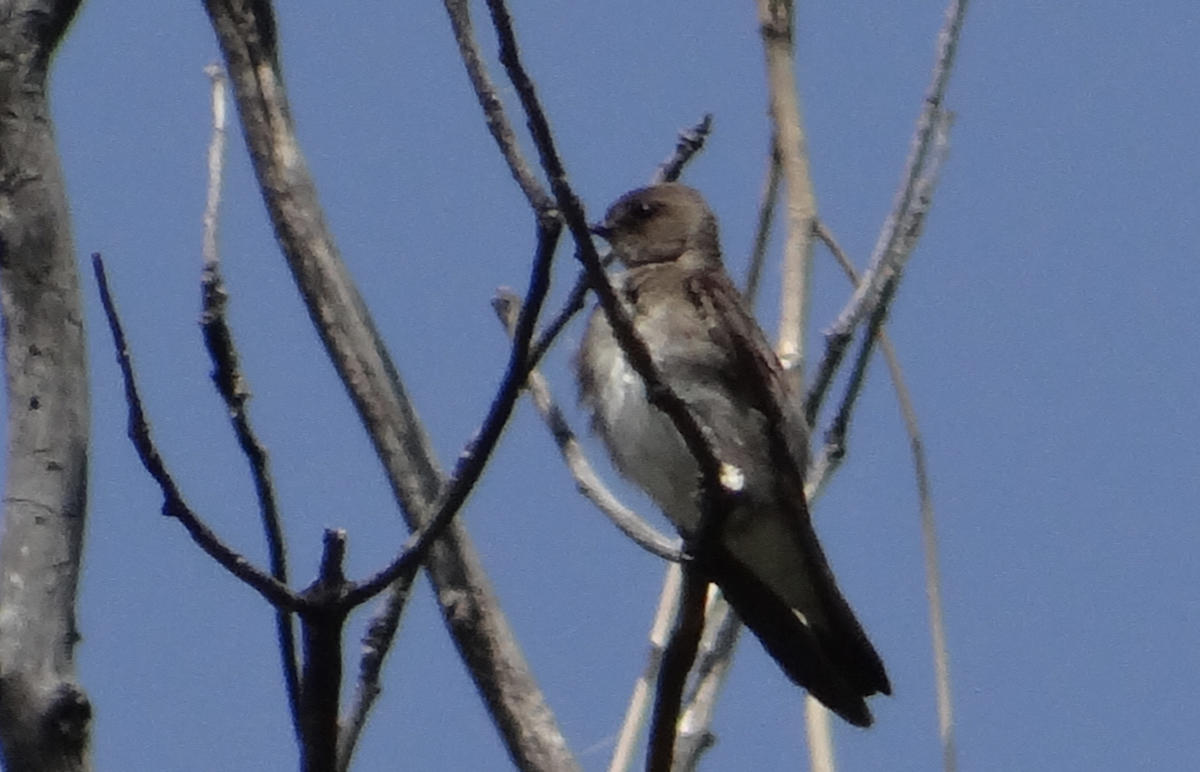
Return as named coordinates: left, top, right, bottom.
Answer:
left=201, top=2, right=578, bottom=771
left=0, top=1, right=92, bottom=770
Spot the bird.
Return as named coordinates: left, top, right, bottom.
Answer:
left=576, top=183, right=890, bottom=726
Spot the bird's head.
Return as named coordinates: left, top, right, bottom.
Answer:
left=591, top=183, right=721, bottom=269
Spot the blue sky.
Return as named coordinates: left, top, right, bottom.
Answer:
left=33, top=1, right=1200, bottom=770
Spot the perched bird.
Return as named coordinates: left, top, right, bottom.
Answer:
left=576, top=183, right=890, bottom=726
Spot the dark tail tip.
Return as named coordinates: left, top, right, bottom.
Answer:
left=710, top=556, right=888, bottom=726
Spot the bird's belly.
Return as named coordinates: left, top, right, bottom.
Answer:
left=593, top=346, right=703, bottom=534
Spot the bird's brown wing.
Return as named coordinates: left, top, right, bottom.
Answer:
left=657, top=267, right=891, bottom=722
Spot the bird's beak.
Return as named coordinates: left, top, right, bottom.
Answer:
left=589, top=221, right=613, bottom=240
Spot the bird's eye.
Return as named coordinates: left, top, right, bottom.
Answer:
left=630, top=201, right=658, bottom=221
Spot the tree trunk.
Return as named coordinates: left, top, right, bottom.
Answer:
left=0, top=2, right=92, bottom=770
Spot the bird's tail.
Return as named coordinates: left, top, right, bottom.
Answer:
left=710, top=551, right=890, bottom=727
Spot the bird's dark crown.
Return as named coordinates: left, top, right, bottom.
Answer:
left=592, top=183, right=721, bottom=268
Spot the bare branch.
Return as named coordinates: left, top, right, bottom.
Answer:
left=645, top=569, right=707, bottom=772
left=743, top=139, right=782, bottom=308
left=203, top=0, right=444, bottom=513
left=328, top=222, right=566, bottom=767
left=0, top=3, right=91, bottom=768
left=202, top=3, right=580, bottom=768
left=344, top=222, right=562, bottom=606
left=834, top=0, right=967, bottom=329
left=298, top=530, right=350, bottom=772
left=672, top=594, right=738, bottom=772
left=651, top=115, right=714, bottom=185
left=201, top=63, right=228, bottom=272
left=92, top=255, right=301, bottom=613
left=607, top=565, right=683, bottom=772
left=821, top=277, right=897, bottom=484
left=807, top=0, right=969, bottom=422
left=336, top=570, right=417, bottom=772
left=803, top=698, right=836, bottom=772
left=198, top=62, right=302, bottom=740
left=609, top=580, right=740, bottom=772
left=809, top=99, right=952, bottom=444
left=442, top=0, right=553, bottom=212
left=756, top=0, right=818, bottom=381
left=528, top=273, right=592, bottom=370
left=888, top=343, right=957, bottom=772
left=492, top=290, right=681, bottom=562
left=816, top=220, right=957, bottom=772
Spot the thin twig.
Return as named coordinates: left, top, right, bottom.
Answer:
left=201, top=253, right=306, bottom=737
left=442, top=0, right=553, bottom=212
left=492, top=290, right=680, bottom=561
left=201, top=63, right=227, bottom=272
left=834, top=0, right=967, bottom=328
left=204, top=0, right=444, bottom=523
left=92, top=253, right=300, bottom=613
left=743, top=139, right=782, bottom=308
left=527, top=273, right=592, bottom=373
left=807, top=0, right=969, bottom=423
left=336, top=570, right=417, bottom=772
left=199, top=61, right=301, bottom=741
left=816, top=219, right=956, bottom=772
left=819, top=277, right=897, bottom=481
left=889, top=341, right=957, bottom=772
left=651, top=115, right=713, bottom=185
left=805, top=122, right=954, bottom=432
left=811, top=99, right=952, bottom=458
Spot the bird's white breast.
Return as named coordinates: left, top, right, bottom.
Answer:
left=585, top=319, right=704, bottom=533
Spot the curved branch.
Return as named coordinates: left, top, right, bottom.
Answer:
left=344, top=222, right=562, bottom=606
left=816, top=219, right=957, bottom=772
left=491, top=290, right=681, bottom=562
left=93, top=255, right=302, bottom=613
